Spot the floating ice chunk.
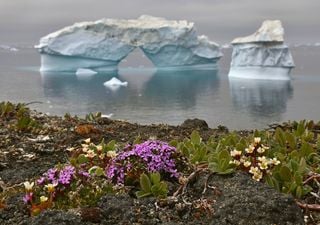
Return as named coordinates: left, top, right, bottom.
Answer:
left=0, top=45, right=19, bottom=52
left=103, top=77, right=128, bottom=91
left=35, top=15, right=222, bottom=71
left=229, top=20, right=294, bottom=80
left=101, top=113, right=113, bottom=118
left=76, top=68, right=97, bottom=76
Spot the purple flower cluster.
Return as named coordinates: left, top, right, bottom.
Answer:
left=37, top=165, right=76, bottom=187
left=106, top=140, right=179, bottom=184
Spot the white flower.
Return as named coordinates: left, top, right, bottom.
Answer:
left=96, top=145, right=103, bottom=151
left=249, top=166, right=263, bottom=181
left=99, top=153, right=106, bottom=159
left=84, top=138, right=91, bottom=144
left=270, top=157, right=281, bottom=165
left=245, top=144, right=255, bottom=154
left=258, top=162, right=268, bottom=170
left=107, top=151, right=117, bottom=158
left=261, top=144, right=269, bottom=150
left=257, top=147, right=265, bottom=154
left=40, top=196, right=48, bottom=202
left=81, top=144, right=89, bottom=152
left=24, top=181, right=34, bottom=191
left=66, top=147, right=75, bottom=152
left=243, top=161, right=251, bottom=167
left=229, top=160, right=240, bottom=166
left=249, top=166, right=260, bottom=175
left=240, top=156, right=247, bottom=163
left=85, top=150, right=96, bottom=158
left=45, top=183, right=57, bottom=192
left=230, top=149, right=242, bottom=157
left=252, top=170, right=263, bottom=181
left=254, top=137, right=261, bottom=144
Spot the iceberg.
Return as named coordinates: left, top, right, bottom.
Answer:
left=229, top=20, right=294, bottom=80
left=103, top=77, right=128, bottom=91
left=36, top=15, right=222, bottom=72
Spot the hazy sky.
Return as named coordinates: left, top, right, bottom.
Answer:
left=0, top=0, right=319, bottom=45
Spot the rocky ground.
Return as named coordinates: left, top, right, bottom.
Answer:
left=0, top=105, right=316, bottom=224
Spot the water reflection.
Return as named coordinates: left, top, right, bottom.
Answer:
left=40, top=68, right=219, bottom=117
left=229, top=77, right=293, bottom=120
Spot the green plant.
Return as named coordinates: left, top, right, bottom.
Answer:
left=15, top=115, right=39, bottom=132
left=136, top=172, right=168, bottom=198
left=208, top=149, right=234, bottom=174
left=266, top=158, right=312, bottom=198
left=176, top=131, right=211, bottom=165
left=85, top=112, right=102, bottom=122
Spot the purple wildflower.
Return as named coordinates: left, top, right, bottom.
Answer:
left=46, top=168, right=57, bottom=182
left=106, top=140, right=179, bottom=184
left=78, top=170, right=90, bottom=178
left=58, top=165, right=75, bottom=185
left=23, top=192, right=33, bottom=204
left=37, top=176, right=45, bottom=185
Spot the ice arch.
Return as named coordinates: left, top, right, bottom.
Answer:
left=36, top=15, right=222, bottom=72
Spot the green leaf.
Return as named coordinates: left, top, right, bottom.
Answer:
left=136, top=190, right=151, bottom=198
left=295, top=121, right=306, bottom=136
left=275, top=128, right=286, bottom=147
left=95, top=167, right=105, bottom=177
left=88, top=166, right=104, bottom=176
left=169, top=140, right=178, bottom=147
left=279, top=166, right=292, bottom=182
left=294, top=172, right=303, bottom=185
left=295, top=186, right=303, bottom=198
left=300, top=141, right=314, bottom=158
left=107, top=140, right=116, bottom=151
left=77, top=154, right=89, bottom=164
left=190, top=131, right=201, bottom=145
left=285, top=132, right=296, bottom=150
left=140, top=173, right=152, bottom=192
left=150, top=172, right=161, bottom=185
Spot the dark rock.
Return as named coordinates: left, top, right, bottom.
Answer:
left=31, top=210, right=82, bottom=225
left=194, top=172, right=305, bottom=225
left=180, top=119, right=209, bottom=130
left=98, top=194, right=135, bottom=224
left=80, top=207, right=102, bottom=223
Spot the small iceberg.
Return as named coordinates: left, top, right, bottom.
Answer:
left=103, top=77, right=128, bottom=91
left=229, top=20, right=294, bottom=80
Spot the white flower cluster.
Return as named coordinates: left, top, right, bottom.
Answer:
left=229, top=137, right=280, bottom=181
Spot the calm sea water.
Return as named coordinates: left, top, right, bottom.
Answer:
left=0, top=1, right=319, bottom=129
left=1, top=46, right=319, bottom=130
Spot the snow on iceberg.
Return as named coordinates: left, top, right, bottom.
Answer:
left=229, top=20, right=294, bottom=80
left=36, top=15, right=222, bottom=72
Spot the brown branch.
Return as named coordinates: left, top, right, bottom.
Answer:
left=303, top=173, right=320, bottom=185
left=295, top=200, right=320, bottom=211
left=173, top=168, right=203, bottom=197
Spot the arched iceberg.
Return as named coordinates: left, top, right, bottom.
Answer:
left=36, top=15, right=222, bottom=72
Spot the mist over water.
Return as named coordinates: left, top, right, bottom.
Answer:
left=0, top=0, right=319, bottom=45
left=0, top=0, right=319, bottom=129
